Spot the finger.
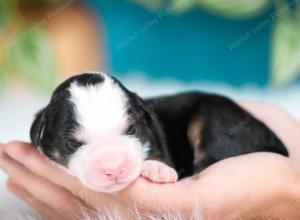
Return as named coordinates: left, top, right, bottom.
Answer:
left=4, top=142, right=82, bottom=193
left=0, top=148, right=85, bottom=214
left=3, top=142, right=127, bottom=210
left=7, top=179, right=59, bottom=220
left=4, top=142, right=117, bottom=206
left=118, top=177, right=202, bottom=214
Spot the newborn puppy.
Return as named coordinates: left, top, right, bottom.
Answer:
left=31, top=72, right=175, bottom=192
left=30, top=72, right=288, bottom=192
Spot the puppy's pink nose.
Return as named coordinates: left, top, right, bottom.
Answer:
left=103, top=165, right=127, bottom=180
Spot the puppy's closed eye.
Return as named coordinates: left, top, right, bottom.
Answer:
left=124, top=124, right=136, bottom=135
left=65, top=140, right=84, bottom=151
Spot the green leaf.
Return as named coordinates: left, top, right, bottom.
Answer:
left=130, top=0, right=164, bottom=11
left=130, top=0, right=272, bottom=18
left=172, top=0, right=197, bottom=12
left=176, top=0, right=272, bottom=18
left=0, top=1, right=12, bottom=30
left=271, top=13, right=300, bottom=86
left=7, top=27, right=58, bottom=93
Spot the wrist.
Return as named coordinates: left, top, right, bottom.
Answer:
left=280, top=162, right=300, bottom=217
left=237, top=159, right=300, bottom=220
left=265, top=161, right=300, bottom=219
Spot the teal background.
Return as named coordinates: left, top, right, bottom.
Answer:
left=87, top=0, right=274, bottom=86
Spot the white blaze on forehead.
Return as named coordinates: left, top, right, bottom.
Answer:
left=69, top=75, right=129, bottom=137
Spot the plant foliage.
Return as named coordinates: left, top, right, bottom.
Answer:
left=0, top=0, right=58, bottom=94
left=132, top=0, right=300, bottom=86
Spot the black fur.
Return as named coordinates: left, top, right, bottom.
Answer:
left=30, top=73, right=288, bottom=178
left=145, top=92, right=288, bottom=178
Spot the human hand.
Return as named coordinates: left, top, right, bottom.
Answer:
left=1, top=141, right=300, bottom=220
left=99, top=151, right=300, bottom=219
left=0, top=142, right=171, bottom=219
left=1, top=102, right=300, bottom=219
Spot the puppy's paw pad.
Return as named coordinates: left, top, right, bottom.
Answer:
left=141, top=160, right=178, bottom=183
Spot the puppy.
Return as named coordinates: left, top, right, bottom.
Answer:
left=30, top=72, right=288, bottom=192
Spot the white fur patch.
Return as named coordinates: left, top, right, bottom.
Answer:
left=67, top=73, right=148, bottom=192
left=69, top=74, right=129, bottom=139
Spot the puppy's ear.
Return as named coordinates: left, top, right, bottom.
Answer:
left=30, top=109, right=47, bottom=147
left=131, top=93, right=153, bottom=121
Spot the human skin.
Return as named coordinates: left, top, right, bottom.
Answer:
left=0, top=102, right=300, bottom=220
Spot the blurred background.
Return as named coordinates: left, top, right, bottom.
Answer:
left=1, top=0, right=300, bottom=219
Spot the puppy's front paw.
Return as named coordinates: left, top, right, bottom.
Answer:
left=141, top=160, right=178, bottom=183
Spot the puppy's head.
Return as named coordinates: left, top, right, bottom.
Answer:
left=30, top=72, right=158, bottom=192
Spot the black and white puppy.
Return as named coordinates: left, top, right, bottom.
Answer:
left=30, top=72, right=288, bottom=193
